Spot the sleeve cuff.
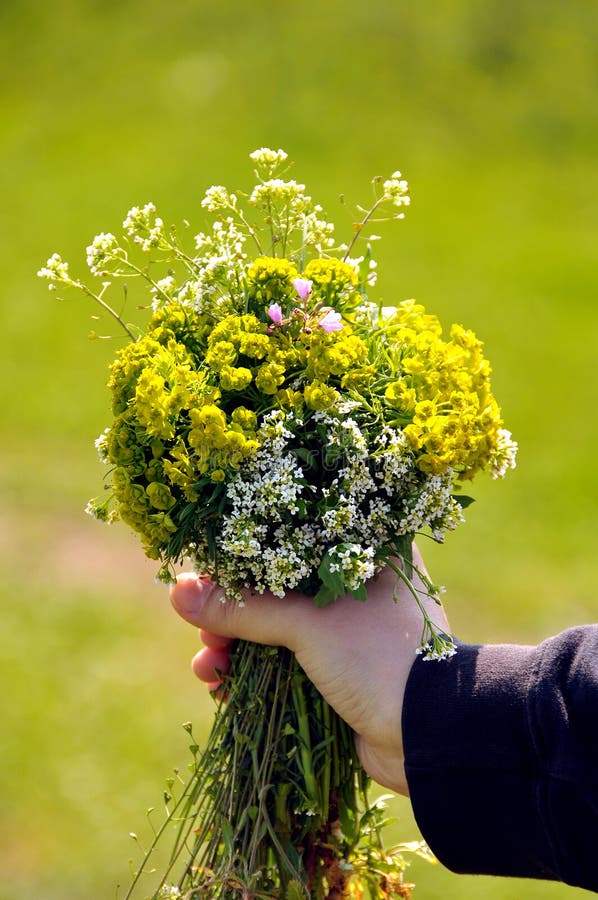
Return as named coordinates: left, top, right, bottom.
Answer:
left=402, top=640, right=558, bottom=880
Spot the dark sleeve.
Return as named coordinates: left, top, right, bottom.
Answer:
left=402, top=625, right=598, bottom=894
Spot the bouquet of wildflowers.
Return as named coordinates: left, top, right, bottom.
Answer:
left=39, top=149, right=516, bottom=899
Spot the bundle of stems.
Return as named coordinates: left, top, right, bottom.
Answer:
left=124, top=641, right=413, bottom=900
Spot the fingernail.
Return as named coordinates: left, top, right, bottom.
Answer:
left=190, top=575, right=216, bottom=600
left=196, top=574, right=215, bottom=591
left=171, top=573, right=216, bottom=614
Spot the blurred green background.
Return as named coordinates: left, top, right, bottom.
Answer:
left=1, top=0, right=597, bottom=897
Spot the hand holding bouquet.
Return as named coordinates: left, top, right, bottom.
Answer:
left=39, top=149, right=516, bottom=898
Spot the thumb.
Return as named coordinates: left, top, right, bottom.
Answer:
left=170, top=573, right=310, bottom=651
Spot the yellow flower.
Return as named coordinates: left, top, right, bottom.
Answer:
left=305, top=329, right=367, bottom=381
left=303, top=380, right=339, bottom=410
left=205, top=340, right=238, bottom=371
left=238, top=331, right=270, bottom=359
left=219, top=365, right=253, bottom=391
left=146, top=481, right=176, bottom=511
left=231, top=406, right=257, bottom=431
left=385, top=380, right=416, bottom=413
left=209, top=313, right=266, bottom=346
left=403, top=423, right=422, bottom=449
left=414, top=400, right=437, bottom=422
left=255, top=361, right=286, bottom=394
left=246, top=256, right=298, bottom=302
left=275, top=388, right=304, bottom=412
left=303, top=257, right=358, bottom=298
left=340, top=365, right=376, bottom=391
left=190, top=404, right=227, bottom=428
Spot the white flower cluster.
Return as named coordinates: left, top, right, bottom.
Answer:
left=344, top=254, right=378, bottom=288
left=416, top=637, right=458, bottom=662
left=149, top=216, right=248, bottom=315
left=373, top=427, right=414, bottom=495
left=86, top=231, right=120, bottom=276
left=201, top=184, right=238, bottom=213
left=260, top=522, right=321, bottom=594
left=249, top=146, right=288, bottom=176
left=328, top=543, right=376, bottom=590
left=382, top=171, right=411, bottom=211
left=207, top=397, right=474, bottom=601
left=150, top=275, right=177, bottom=307
left=208, top=402, right=468, bottom=602
left=397, top=471, right=464, bottom=541
left=249, top=178, right=307, bottom=211
left=122, top=202, right=165, bottom=252
left=94, top=427, right=111, bottom=463
left=248, top=178, right=335, bottom=254
left=157, top=887, right=183, bottom=900
left=297, top=206, right=335, bottom=253
left=490, top=428, right=518, bottom=479
left=194, top=218, right=247, bottom=274
left=225, top=426, right=306, bottom=523
left=37, top=252, right=70, bottom=284
left=217, top=411, right=316, bottom=596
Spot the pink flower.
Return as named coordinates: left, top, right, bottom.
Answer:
left=267, top=303, right=284, bottom=326
left=292, top=277, right=313, bottom=301
left=319, top=309, right=343, bottom=332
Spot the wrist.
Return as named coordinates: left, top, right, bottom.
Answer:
left=354, top=734, right=408, bottom=796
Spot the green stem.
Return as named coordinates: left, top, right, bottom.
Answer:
left=384, top=548, right=453, bottom=655
left=115, top=256, right=173, bottom=305
left=235, top=207, right=264, bottom=255
left=320, top=698, right=331, bottom=823
left=291, top=672, right=319, bottom=811
left=342, top=195, right=386, bottom=262
left=71, top=279, right=137, bottom=341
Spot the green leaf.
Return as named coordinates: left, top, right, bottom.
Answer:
left=221, top=819, right=233, bottom=854
left=286, top=879, right=307, bottom=900
left=339, top=803, right=356, bottom=843
left=292, top=447, right=317, bottom=469
left=453, top=494, right=475, bottom=509
left=314, top=584, right=337, bottom=607
left=317, top=552, right=345, bottom=596
left=349, top=582, right=367, bottom=603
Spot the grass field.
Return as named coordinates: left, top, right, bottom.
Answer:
left=1, top=2, right=597, bottom=897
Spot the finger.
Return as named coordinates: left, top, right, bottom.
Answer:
left=200, top=629, right=234, bottom=650
left=192, top=646, right=231, bottom=683
left=170, top=573, right=312, bottom=651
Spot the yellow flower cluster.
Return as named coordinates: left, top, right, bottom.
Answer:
left=380, top=301, right=504, bottom=478
left=101, top=303, right=265, bottom=558
left=105, top=411, right=177, bottom=556
left=305, top=329, right=369, bottom=383
left=203, top=296, right=371, bottom=408
left=304, top=257, right=359, bottom=301
left=246, top=256, right=298, bottom=302
left=88, top=247, right=513, bottom=566
left=186, top=404, right=258, bottom=480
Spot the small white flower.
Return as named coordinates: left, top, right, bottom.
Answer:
left=86, top=232, right=120, bottom=275
left=382, top=171, right=410, bottom=209
left=37, top=252, right=70, bottom=283
left=490, top=429, right=518, bottom=479
left=94, top=427, right=111, bottom=463
left=201, top=184, right=237, bottom=212
left=249, top=147, right=288, bottom=176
